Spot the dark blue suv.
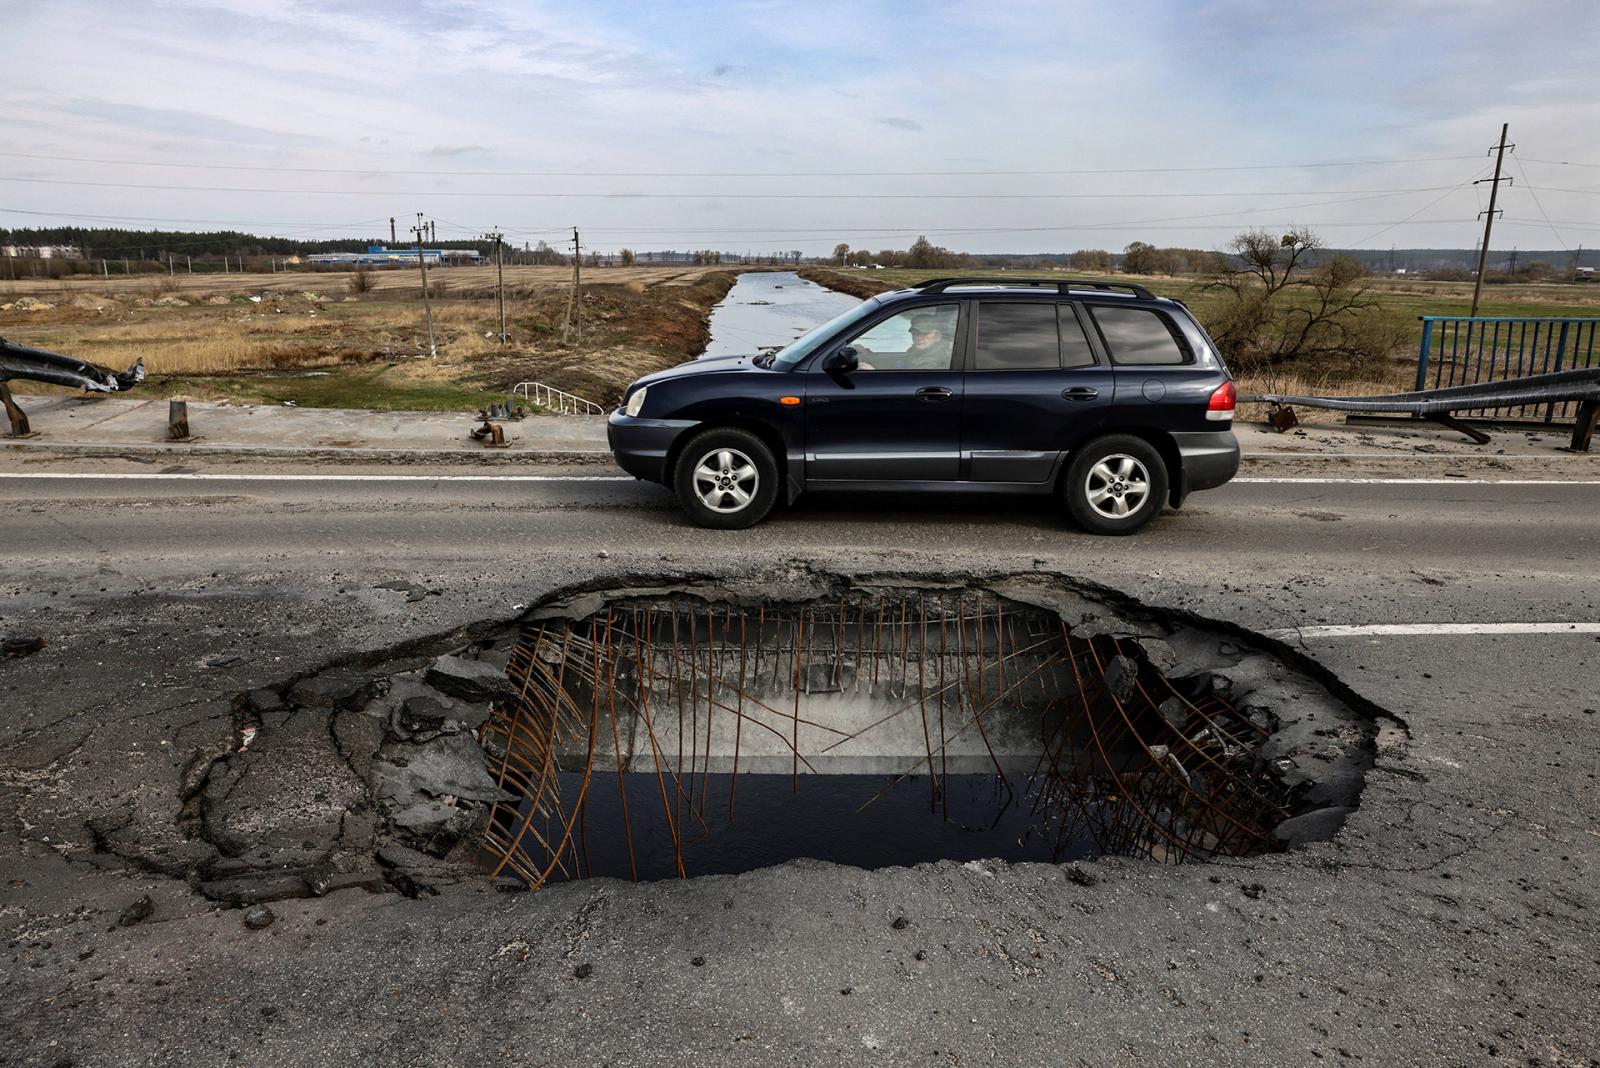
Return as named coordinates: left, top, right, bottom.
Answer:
left=607, top=277, right=1239, bottom=534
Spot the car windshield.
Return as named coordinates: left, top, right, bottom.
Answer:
left=770, top=299, right=880, bottom=370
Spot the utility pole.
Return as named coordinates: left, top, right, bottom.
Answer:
left=485, top=228, right=507, bottom=345
left=1507, top=247, right=1518, bottom=276
left=563, top=227, right=582, bottom=343
left=1470, top=122, right=1513, bottom=318
left=414, top=213, right=437, bottom=357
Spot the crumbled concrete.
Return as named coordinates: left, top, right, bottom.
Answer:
left=424, top=654, right=516, bottom=706
left=2, top=535, right=1595, bottom=1066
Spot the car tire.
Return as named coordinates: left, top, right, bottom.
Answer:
left=673, top=428, right=780, bottom=530
left=1063, top=434, right=1169, bottom=536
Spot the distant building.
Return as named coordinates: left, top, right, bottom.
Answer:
left=2, top=244, right=83, bottom=259
left=305, top=245, right=480, bottom=267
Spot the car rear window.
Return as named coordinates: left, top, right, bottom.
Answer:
left=1089, top=306, right=1190, bottom=365
left=975, top=303, right=1059, bottom=371
left=1059, top=305, right=1097, bottom=369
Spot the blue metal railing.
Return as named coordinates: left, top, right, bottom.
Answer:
left=1416, top=316, right=1600, bottom=422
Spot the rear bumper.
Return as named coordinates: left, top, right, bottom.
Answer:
left=607, top=412, right=699, bottom=483
left=1172, top=429, right=1240, bottom=492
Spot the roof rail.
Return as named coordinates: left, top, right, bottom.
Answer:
left=912, top=277, right=1156, bottom=300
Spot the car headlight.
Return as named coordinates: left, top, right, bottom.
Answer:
left=625, top=385, right=648, bottom=417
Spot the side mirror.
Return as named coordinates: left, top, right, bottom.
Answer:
left=825, top=346, right=859, bottom=374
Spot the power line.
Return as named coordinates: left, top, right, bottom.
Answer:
left=0, top=176, right=1478, bottom=200
left=0, top=150, right=1485, bottom=178
left=1513, top=154, right=1571, bottom=251
left=1518, top=157, right=1600, bottom=170
left=1346, top=166, right=1491, bottom=247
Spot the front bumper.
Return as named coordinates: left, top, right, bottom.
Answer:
left=607, top=412, right=699, bottom=483
left=1172, top=429, right=1241, bottom=492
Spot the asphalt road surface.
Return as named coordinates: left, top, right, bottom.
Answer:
left=2, top=457, right=1597, bottom=1066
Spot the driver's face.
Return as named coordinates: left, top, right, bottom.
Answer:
left=910, top=326, right=943, bottom=348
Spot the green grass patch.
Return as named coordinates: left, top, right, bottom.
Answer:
left=142, top=364, right=520, bottom=412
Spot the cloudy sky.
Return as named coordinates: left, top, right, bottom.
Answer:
left=2, top=0, right=1597, bottom=254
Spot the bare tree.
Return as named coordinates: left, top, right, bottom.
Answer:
left=1069, top=249, right=1113, bottom=273
left=1201, top=229, right=1404, bottom=374
left=832, top=243, right=850, bottom=265
left=1216, top=227, right=1321, bottom=296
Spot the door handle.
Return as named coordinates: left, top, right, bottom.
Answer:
left=1062, top=386, right=1100, bottom=401
left=916, top=386, right=955, bottom=402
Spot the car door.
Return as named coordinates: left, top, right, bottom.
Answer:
left=960, top=301, right=1115, bottom=483
left=804, top=302, right=965, bottom=481
left=1082, top=303, right=1213, bottom=429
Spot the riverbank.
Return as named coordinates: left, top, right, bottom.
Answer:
left=1, top=266, right=742, bottom=412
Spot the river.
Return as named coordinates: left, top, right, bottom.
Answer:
left=700, top=270, right=860, bottom=358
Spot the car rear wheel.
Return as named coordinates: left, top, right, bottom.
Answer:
left=673, top=428, right=780, bottom=529
left=1063, top=434, right=1168, bottom=535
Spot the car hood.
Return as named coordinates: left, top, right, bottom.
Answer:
left=631, top=351, right=765, bottom=389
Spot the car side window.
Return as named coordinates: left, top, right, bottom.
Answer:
left=1089, top=306, right=1191, bottom=366
left=1059, top=304, right=1097, bottom=369
left=847, top=304, right=959, bottom=371
left=974, top=303, right=1059, bottom=371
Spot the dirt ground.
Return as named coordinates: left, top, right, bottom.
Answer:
left=1, top=267, right=741, bottom=410
left=0, top=264, right=729, bottom=299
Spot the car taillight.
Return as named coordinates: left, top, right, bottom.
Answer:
left=1206, top=380, right=1236, bottom=421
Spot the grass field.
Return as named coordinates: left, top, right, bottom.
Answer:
left=799, top=266, right=1600, bottom=323
left=1, top=266, right=739, bottom=411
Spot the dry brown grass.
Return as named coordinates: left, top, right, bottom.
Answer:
left=0, top=264, right=729, bottom=299
left=0, top=268, right=741, bottom=407
left=1235, top=359, right=1419, bottom=423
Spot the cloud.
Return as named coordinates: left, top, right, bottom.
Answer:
left=426, top=145, right=491, bottom=157
left=876, top=117, right=922, bottom=132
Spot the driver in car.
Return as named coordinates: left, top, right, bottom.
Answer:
left=858, top=310, right=953, bottom=370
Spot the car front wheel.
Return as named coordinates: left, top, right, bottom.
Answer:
left=1063, top=435, right=1168, bottom=535
left=672, top=428, right=780, bottom=529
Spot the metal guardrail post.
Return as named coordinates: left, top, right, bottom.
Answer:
left=167, top=400, right=191, bottom=441
left=1415, top=318, right=1434, bottom=392
left=1, top=381, right=34, bottom=438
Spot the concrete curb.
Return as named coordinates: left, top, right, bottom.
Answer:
left=1, top=440, right=617, bottom=464
left=6, top=436, right=1596, bottom=470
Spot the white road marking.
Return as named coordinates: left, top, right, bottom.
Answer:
left=1266, top=622, right=1600, bottom=639
left=2, top=472, right=1597, bottom=486
left=1235, top=477, right=1600, bottom=485
left=0, top=472, right=635, bottom=482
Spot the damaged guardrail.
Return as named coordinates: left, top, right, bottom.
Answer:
left=1244, top=367, right=1600, bottom=451
left=1, top=336, right=146, bottom=438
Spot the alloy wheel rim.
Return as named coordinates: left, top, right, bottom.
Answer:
left=1085, top=454, right=1150, bottom=519
left=692, top=447, right=759, bottom=513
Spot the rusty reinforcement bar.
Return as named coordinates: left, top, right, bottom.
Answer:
left=479, top=593, right=1294, bottom=889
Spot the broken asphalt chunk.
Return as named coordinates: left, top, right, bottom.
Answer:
left=2, top=636, right=46, bottom=658
left=117, top=895, right=154, bottom=927
left=424, top=654, right=516, bottom=706
left=288, top=669, right=376, bottom=711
